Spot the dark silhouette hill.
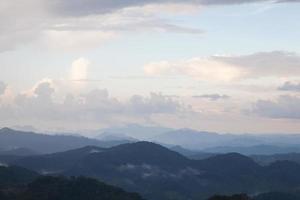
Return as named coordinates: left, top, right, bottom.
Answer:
left=6, top=141, right=300, bottom=200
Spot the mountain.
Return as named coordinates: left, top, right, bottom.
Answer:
left=0, top=165, right=38, bottom=186
left=254, top=192, right=300, bottom=200
left=99, top=124, right=173, bottom=140
left=8, top=141, right=300, bottom=200
left=204, top=145, right=300, bottom=155
left=168, top=145, right=218, bottom=159
left=252, top=153, right=300, bottom=166
left=152, top=129, right=229, bottom=150
left=13, top=146, right=107, bottom=174
left=0, top=147, right=39, bottom=156
left=0, top=128, right=129, bottom=154
left=208, top=194, right=251, bottom=200
left=21, top=176, right=144, bottom=200
left=0, top=166, right=144, bottom=200
left=207, top=192, right=300, bottom=200
left=96, top=131, right=138, bottom=142
left=152, top=129, right=300, bottom=152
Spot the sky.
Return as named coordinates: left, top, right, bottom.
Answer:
left=0, top=0, right=300, bottom=134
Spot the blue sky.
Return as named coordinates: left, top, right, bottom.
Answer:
left=0, top=0, right=300, bottom=134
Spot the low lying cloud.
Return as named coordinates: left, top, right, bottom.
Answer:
left=144, top=51, right=300, bottom=82
left=252, top=95, right=300, bottom=119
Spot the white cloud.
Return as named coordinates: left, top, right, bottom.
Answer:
left=70, top=58, right=90, bottom=81
left=69, top=58, right=91, bottom=92
left=215, top=51, right=300, bottom=79
left=144, top=58, right=245, bottom=82
left=144, top=51, right=300, bottom=82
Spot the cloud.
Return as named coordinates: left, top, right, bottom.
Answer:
left=0, top=80, right=189, bottom=129
left=278, top=81, right=300, bottom=92
left=2, top=0, right=299, bottom=52
left=69, top=58, right=91, bottom=91
left=70, top=58, right=90, bottom=81
left=42, top=30, right=117, bottom=51
left=192, top=94, right=230, bottom=101
left=128, top=93, right=182, bottom=114
left=214, top=51, right=300, bottom=78
left=34, top=82, right=55, bottom=98
left=50, top=0, right=300, bottom=16
left=0, top=1, right=204, bottom=52
left=144, top=58, right=243, bottom=82
left=252, top=95, right=300, bottom=119
left=0, top=81, right=7, bottom=95
left=144, top=51, right=300, bottom=81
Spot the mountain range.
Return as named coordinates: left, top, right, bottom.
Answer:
left=0, top=128, right=131, bottom=154
left=1, top=141, right=300, bottom=200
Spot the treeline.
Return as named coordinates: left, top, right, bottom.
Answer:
left=208, top=192, right=300, bottom=200
left=0, top=166, right=144, bottom=200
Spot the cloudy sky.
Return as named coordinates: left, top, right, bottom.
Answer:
left=1, top=0, right=300, bottom=134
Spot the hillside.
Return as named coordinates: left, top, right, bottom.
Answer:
left=0, top=128, right=128, bottom=153
left=0, top=166, right=144, bottom=200
left=6, top=142, right=300, bottom=200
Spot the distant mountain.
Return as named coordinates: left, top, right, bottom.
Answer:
left=169, top=145, right=201, bottom=156
left=169, top=145, right=217, bottom=159
left=8, top=142, right=300, bottom=200
left=99, top=124, right=173, bottom=140
left=252, top=153, right=300, bottom=166
left=0, top=128, right=129, bottom=154
left=204, top=145, right=300, bottom=155
left=96, top=132, right=138, bottom=142
left=152, top=129, right=229, bottom=150
left=152, top=129, right=300, bottom=152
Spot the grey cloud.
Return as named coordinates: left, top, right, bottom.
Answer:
left=34, top=82, right=55, bottom=98
left=129, top=93, right=181, bottom=114
left=0, top=0, right=204, bottom=52
left=192, top=94, right=230, bottom=101
left=0, top=88, right=186, bottom=125
left=13, top=82, right=56, bottom=120
left=278, top=81, right=300, bottom=92
left=1, top=0, right=298, bottom=52
left=252, top=95, right=300, bottom=119
left=0, top=81, right=7, bottom=95
left=51, top=0, right=298, bottom=16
